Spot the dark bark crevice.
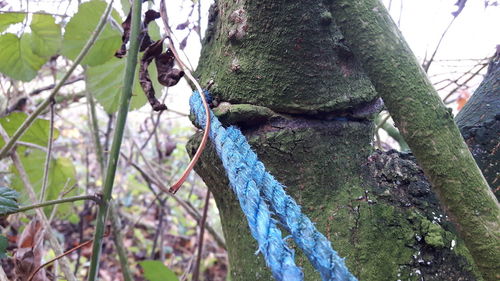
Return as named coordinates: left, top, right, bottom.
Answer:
left=456, top=60, right=500, bottom=198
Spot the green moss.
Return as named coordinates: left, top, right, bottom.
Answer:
left=212, top=103, right=279, bottom=126
left=420, top=219, right=446, bottom=248
left=192, top=1, right=487, bottom=280
left=330, top=1, right=500, bottom=278
left=197, top=0, right=377, bottom=114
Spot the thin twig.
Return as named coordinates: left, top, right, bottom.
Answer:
left=75, top=148, right=91, bottom=275
left=422, top=17, right=457, bottom=72
left=443, top=63, right=488, bottom=104
left=158, top=0, right=195, bottom=71
left=103, top=113, right=114, bottom=160
left=192, top=189, right=211, bottom=281
left=5, top=195, right=101, bottom=215
left=16, top=141, right=48, bottom=152
left=141, top=89, right=169, bottom=150
left=435, top=62, right=488, bottom=91
left=39, top=101, right=55, bottom=202
left=121, top=152, right=226, bottom=249
left=49, top=180, right=76, bottom=223
left=197, top=0, right=202, bottom=43
left=150, top=197, right=166, bottom=258
left=27, top=231, right=110, bottom=281
left=29, top=75, right=84, bottom=96
left=86, top=89, right=106, bottom=176
left=109, top=203, right=134, bottom=281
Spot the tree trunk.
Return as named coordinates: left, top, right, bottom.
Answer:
left=456, top=58, right=500, bottom=199
left=189, top=1, right=484, bottom=280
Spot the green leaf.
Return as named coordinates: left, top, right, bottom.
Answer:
left=0, top=12, right=24, bottom=33
left=140, top=260, right=179, bottom=281
left=0, top=235, right=7, bottom=259
left=68, top=213, right=80, bottom=224
left=0, top=186, right=19, bottom=215
left=120, top=0, right=131, bottom=16
left=0, top=112, right=60, bottom=149
left=11, top=149, right=77, bottom=216
left=86, top=56, right=162, bottom=113
left=0, top=33, right=46, bottom=81
left=30, top=14, right=62, bottom=58
left=61, top=0, right=122, bottom=66
left=148, top=21, right=161, bottom=41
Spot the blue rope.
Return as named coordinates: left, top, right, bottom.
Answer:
left=190, top=91, right=358, bottom=281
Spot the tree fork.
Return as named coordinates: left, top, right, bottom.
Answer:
left=190, top=0, right=487, bottom=280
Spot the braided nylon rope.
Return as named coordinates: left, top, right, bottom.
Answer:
left=190, top=91, right=358, bottom=281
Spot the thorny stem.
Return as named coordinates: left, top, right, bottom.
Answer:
left=0, top=0, right=114, bottom=160
left=85, top=71, right=134, bottom=281
left=87, top=0, right=141, bottom=280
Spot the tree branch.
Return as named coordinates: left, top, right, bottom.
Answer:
left=330, top=1, right=499, bottom=280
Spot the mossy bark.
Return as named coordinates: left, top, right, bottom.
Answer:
left=189, top=0, right=486, bottom=280
left=329, top=1, right=500, bottom=280
left=197, top=0, right=377, bottom=114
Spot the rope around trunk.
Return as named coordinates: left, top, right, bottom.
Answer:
left=190, top=91, right=357, bottom=281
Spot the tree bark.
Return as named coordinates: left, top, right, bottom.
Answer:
left=456, top=59, right=500, bottom=199
left=329, top=1, right=499, bottom=280
left=189, top=1, right=487, bottom=280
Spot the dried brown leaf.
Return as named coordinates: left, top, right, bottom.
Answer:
left=115, top=11, right=131, bottom=58
left=155, top=49, right=184, bottom=87
left=14, top=221, right=48, bottom=281
left=116, top=9, right=161, bottom=57
left=140, top=39, right=168, bottom=111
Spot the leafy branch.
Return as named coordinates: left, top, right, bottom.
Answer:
left=0, top=1, right=114, bottom=159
